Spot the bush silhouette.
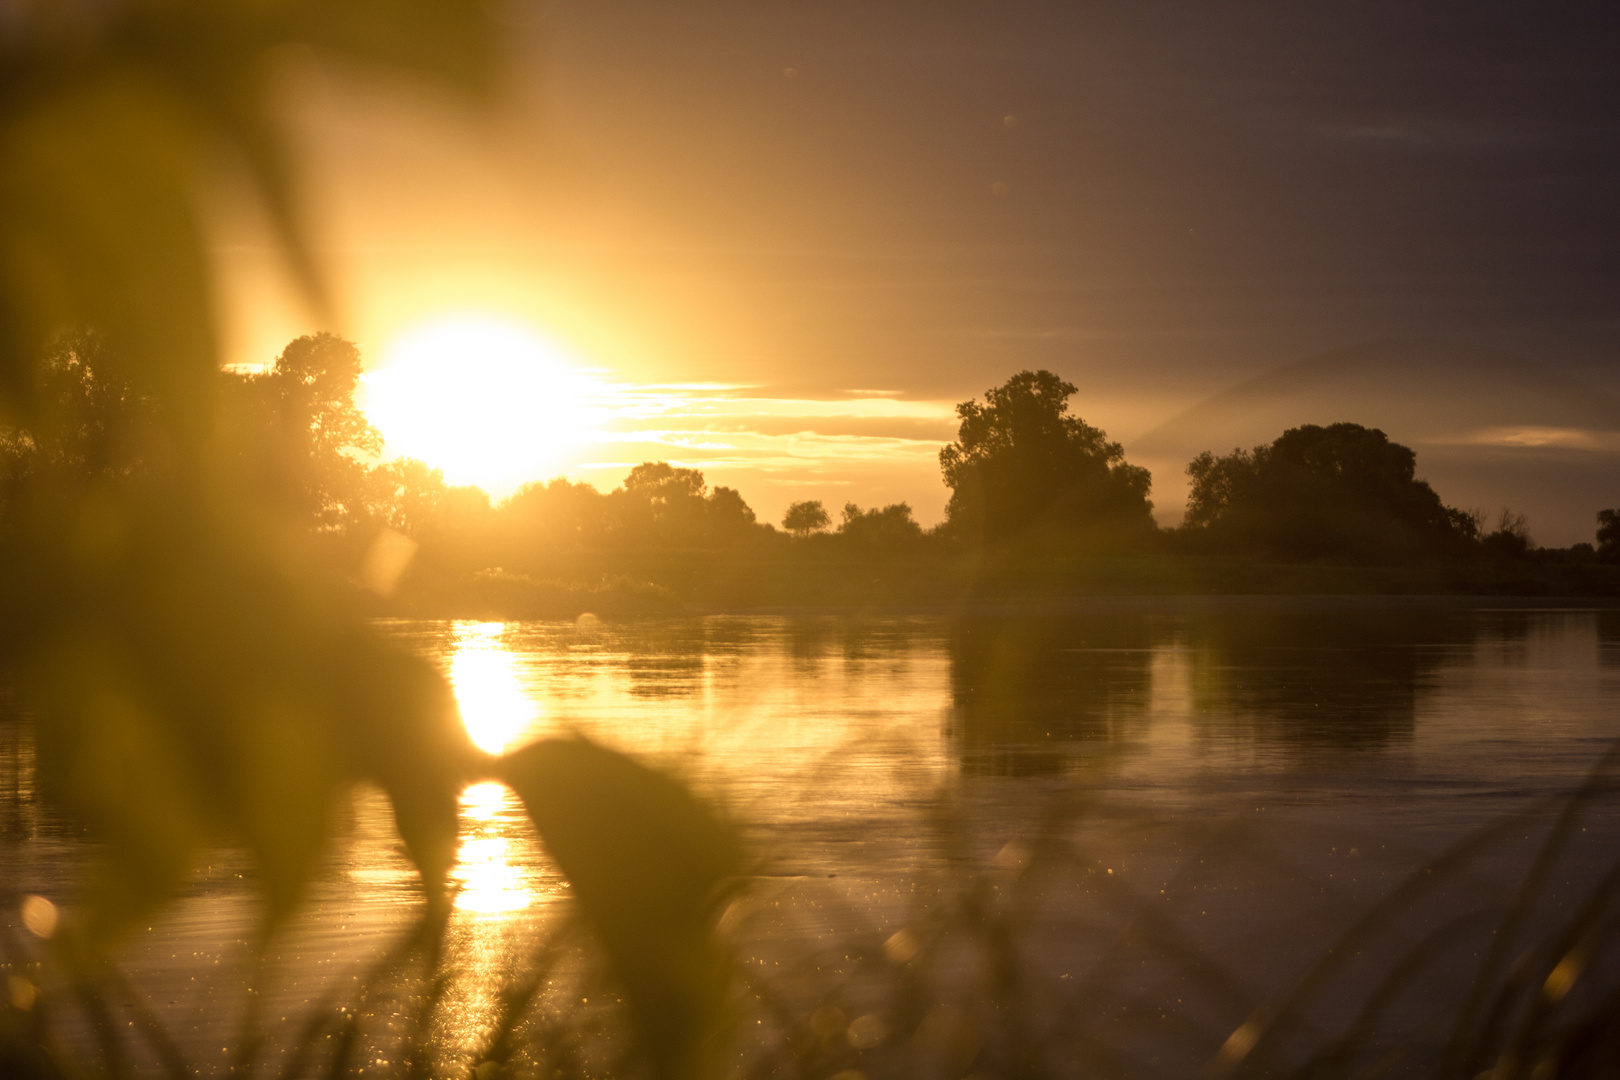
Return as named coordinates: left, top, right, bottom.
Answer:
left=938, top=370, right=1153, bottom=547
left=1182, top=422, right=1478, bottom=562
left=838, top=501, right=923, bottom=546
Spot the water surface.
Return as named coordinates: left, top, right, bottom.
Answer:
left=4, top=598, right=1618, bottom=1072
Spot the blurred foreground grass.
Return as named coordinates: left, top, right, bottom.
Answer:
left=8, top=739, right=1620, bottom=1079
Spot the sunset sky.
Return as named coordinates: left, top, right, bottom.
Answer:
left=214, top=1, right=1620, bottom=541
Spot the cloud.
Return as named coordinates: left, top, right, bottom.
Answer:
left=1438, top=427, right=1620, bottom=452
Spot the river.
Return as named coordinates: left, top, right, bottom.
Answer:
left=3, top=597, right=1618, bottom=1077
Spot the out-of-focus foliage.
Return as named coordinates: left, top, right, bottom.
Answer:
left=782, top=498, right=830, bottom=537
left=501, top=737, right=744, bottom=1080
left=0, top=0, right=500, bottom=428
left=0, top=12, right=763, bottom=1080
left=0, top=0, right=504, bottom=940
left=939, top=370, right=1154, bottom=548
left=1180, top=423, right=1480, bottom=563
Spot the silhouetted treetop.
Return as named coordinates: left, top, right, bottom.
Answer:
left=498, top=477, right=609, bottom=553
left=838, top=502, right=923, bottom=546
left=782, top=499, right=830, bottom=537
left=1598, top=508, right=1620, bottom=561
left=624, top=461, right=708, bottom=501
left=939, top=370, right=1153, bottom=546
left=223, top=332, right=383, bottom=533
left=611, top=462, right=759, bottom=547
left=1182, top=422, right=1478, bottom=562
left=0, top=333, right=160, bottom=494
left=265, top=333, right=382, bottom=462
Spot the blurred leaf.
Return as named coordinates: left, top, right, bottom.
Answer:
left=282, top=0, right=503, bottom=95
left=332, top=638, right=473, bottom=904
left=28, top=637, right=207, bottom=939
left=0, top=72, right=214, bottom=429
left=6, top=470, right=478, bottom=935
left=227, top=698, right=342, bottom=919
left=0, top=0, right=505, bottom=936
left=499, top=737, right=744, bottom=1080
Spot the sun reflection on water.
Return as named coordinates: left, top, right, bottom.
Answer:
left=448, top=625, right=545, bottom=918
left=453, top=781, right=533, bottom=914
left=444, top=777, right=545, bottom=1044
left=450, top=622, right=537, bottom=756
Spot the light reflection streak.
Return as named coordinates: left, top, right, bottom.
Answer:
left=452, top=833, right=531, bottom=914
left=448, top=626, right=543, bottom=918
left=450, top=622, right=537, bottom=756
left=452, top=782, right=536, bottom=915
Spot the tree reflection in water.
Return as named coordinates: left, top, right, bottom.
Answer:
left=1181, top=608, right=1463, bottom=752
left=948, top=614, right=1158, bottom=776
left=945, top=602, right=1537, bottom=776
left=1597, top=608, right=1620, bottom=669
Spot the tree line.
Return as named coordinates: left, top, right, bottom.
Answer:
left=4, top=335, right=1617, bottom=584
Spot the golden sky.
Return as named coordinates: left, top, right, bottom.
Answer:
left=211, top=1, right=1620, bottom=538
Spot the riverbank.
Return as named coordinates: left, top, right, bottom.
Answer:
left=378, top=546, right=1620, bottom=620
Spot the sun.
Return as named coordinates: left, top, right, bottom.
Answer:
left=359, top=315, right=604, bottom=495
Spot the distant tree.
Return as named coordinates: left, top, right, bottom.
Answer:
left=269, top=334, right=384, bottom=465
left=838, top=502, right=923, bottom=546
left=1480, top=507, right=1533, bottom=560
left=939, top=370, right=1153, bottom=546
left=225, top=333, right=382, bottom=532
left=610, top=462, right=759, bottom=546
left=498, top=477, right=609, bottom=554
left=0, top=332, right=158, bottom=497
left=371, top=458, right=449, bottom=538
left=782, top=500, right=831, bottom=537
left=1182, top=422, right=1477, bottom=562
left=623, top=461, right=708, bottom=501
left=707, top=485, right=757, bottom=534
left=1597, top=508, right=1620, bottom=561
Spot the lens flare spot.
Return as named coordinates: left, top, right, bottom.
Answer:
left=20, top=896, right=56, bottom=939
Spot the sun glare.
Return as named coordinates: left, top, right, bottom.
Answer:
left=360, top=315, right=603, bottom=495
left=449, top=622, right=538, bottom=756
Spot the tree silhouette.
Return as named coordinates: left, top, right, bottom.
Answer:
left=1182, top=422, right=1478, bottom=562
left=0, top=332, right=158, bottom=494
left=226, top=332, right=382, bottom=532
left=498, top=476, right=610, bottom=554
left=1598, top=508, right=1620, bottom=561
left=938, top=370, right=1153, bottom=546
left=838, top=501, right=923, bottom=546
left=610, top=462, right=758, bottom=547
left=782, top=499, right=830, bottom=536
